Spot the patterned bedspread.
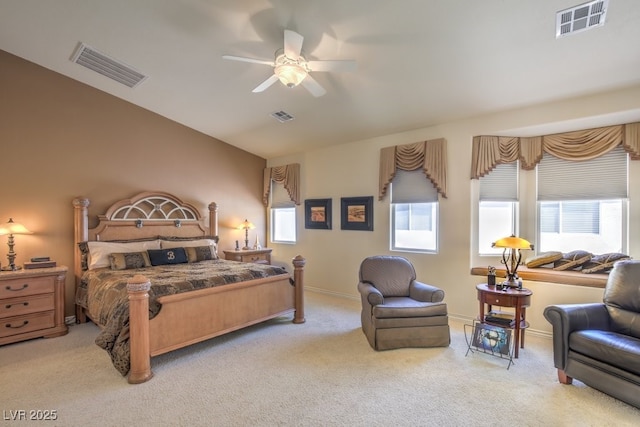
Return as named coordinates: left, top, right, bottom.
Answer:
left=75, top=259, right=288, bottom=376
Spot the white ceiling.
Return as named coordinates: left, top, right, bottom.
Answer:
left=2, top=0, right=639, bottom=159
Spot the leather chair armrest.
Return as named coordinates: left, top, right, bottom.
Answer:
left=410, top=280, right=445, bottom=303
left=543, top=303, right=610, bottom=369
left=357, top=281, right=384, bottom=306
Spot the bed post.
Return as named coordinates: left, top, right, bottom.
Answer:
left=208, top=202, right=218, bottom=236
left=73, top=197, right=90, bottom=323
left=292, top=255, right=306, bottom=324
left=127, top=275, right=153, bottom=384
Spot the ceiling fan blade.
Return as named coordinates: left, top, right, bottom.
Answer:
left=307, top=60, right=357, bottom=72
left=300, top=74, right=326, bottom=97
left=284, top=29, right=304, bottom=59
left=222, top=55, right=273, bottom=66
left=252, top=74, right=280, bottom=93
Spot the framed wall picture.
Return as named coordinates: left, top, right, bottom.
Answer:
left=341, top=196, right=373, bottom=231
left=305, top=198, right=332, bottom=229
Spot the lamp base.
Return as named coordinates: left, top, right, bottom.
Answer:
left=1, top=265, right=21, bottom=271
left=499, top=278, right=522, bottom=289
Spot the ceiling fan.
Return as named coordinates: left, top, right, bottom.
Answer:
left=223, top=29, right=356, bottom=97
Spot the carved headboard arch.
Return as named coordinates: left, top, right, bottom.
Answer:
left=105, top=192, right=201, bottom=221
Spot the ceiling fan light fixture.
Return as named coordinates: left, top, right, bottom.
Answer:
left=275, top=63, right=307, bottom=87
left=274, top=51, right=308, bottom=88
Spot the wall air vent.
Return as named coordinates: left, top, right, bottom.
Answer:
left=271, top=110, right=295, bottom=123
left=70, top=43, right=148, bottom=88
left=556, top=0, right=608, bottom=38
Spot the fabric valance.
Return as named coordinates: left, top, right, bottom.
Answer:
left=379, top=138, right=447, bottom=200
left=263, top=163, right=300, bottom=206
left=470, top=122, right=640, bottom=179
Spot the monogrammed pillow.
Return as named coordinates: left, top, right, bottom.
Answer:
left=147, top=248, right=188, bottom=266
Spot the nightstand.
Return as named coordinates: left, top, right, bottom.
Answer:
left=223, top=248, right=272, bottom=265
left=0, top=266, right=68, bottom=345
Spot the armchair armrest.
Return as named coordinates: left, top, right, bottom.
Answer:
left=543, top=303, right=610, bottom=369
left=357, top=281, right=384, bottom=306
left=410, top=280, right=445, bottom=303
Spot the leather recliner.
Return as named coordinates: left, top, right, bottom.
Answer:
left=544, top=259, right=640, bottom=409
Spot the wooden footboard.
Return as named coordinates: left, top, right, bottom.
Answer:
left=127, top=255, right=305, bottom=384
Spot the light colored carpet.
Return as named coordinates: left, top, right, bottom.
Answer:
left=2, top=292, right=639, bottom=426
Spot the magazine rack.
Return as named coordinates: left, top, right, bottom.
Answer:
left=464, top=320, right=514, bottom=369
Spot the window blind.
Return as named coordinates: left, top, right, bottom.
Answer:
left=271, top=181, right=296, bottom=208
left=391, top=169, right=438, bottom=203
left=479, top=162, right=518, bottom=201
left=537, top=145, right=628, bottom=201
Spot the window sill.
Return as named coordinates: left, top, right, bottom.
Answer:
left=470, top=266, right=608, bottom=289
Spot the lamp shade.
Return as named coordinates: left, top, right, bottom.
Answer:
left=237, top=219, right=255, bottom=230
left=0, top=218, right=32, bottom=235
left=492, top=235, right=533, bottom=250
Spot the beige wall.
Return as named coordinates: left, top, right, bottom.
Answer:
left=268, top=84, right=640, bottom=335
left=0, top=50, right=268, bottom=316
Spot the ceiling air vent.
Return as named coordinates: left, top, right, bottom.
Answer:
left=271, top=110, right=295, bottom=123
left=556, top=0, right=608, bottom=38
left=70, top=43, right=147, bottom=88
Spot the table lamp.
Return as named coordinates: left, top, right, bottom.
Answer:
left=491, top=235, right=533, bottom=287
left=237, top=219, right=255, bottom=250
left=0, top=218, right=33, bottom=271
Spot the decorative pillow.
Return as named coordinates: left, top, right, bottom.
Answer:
left=159, top=235, right=219, bottom=245
left=86, top=240, right=161, bottom=270
left=109, top=252, right=151, bottom=270
left=185, top=246, right=215, bottom=263
left=78, top=242, right=90, bottom=271
left=553, top=250, right=592, bottom=271
left=147, top=247, right=189, bottom=266
left=161, top=237, right=218, bottom=259
left=525, top=251, right=563, bottom=268
left=582, top=253, right=631, bottom=274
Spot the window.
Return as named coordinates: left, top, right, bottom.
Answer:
left=536, top=146, right=628, bottom=254
left=390, top=170, right=438, bottom=252
left=270, top=182, right=296, bottom=244
left=478, top=162, right=518, bottom=255
left=271, top=207, right=296, bottom=243
left=538, top=200, right=623, bottom=253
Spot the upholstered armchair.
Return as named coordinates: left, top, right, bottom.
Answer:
left=544, top=259, right=640, bottom=409
left=357, top=256, right=450, bottom=350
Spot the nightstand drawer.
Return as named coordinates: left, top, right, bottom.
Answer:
left=0, top=294, right=55, bottom=319
left=241, top=253, right=269, bottom=264
left=0, top=276, right=55, bottom=299
left=1, top=311, right=55, bottom=338
left=224, top=249, right=272, bottom=265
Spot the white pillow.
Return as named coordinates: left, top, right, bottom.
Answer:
left=161, top=239, right=218, bottom=258
left=87, top=240, right=162, bottom=270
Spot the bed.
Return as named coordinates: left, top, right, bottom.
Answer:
left=73, top=191, right=305, bottom=383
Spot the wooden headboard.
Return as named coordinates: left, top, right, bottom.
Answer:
left=72, top=191, right=218, bottom=287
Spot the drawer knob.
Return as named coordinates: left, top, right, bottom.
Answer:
left=5, top=320, right=29, bottom=329
left=5, top=302, right=29, bottom=309
left=495, top=299, right=500, bottom=303
left=6, top=283, right=28, bottom=291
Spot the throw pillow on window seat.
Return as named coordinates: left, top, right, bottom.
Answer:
left=525, top=251, right=563, bottom=268
left=582, top=253, right=631, bottom=274
left=553, top=250, right=592, bottom=271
